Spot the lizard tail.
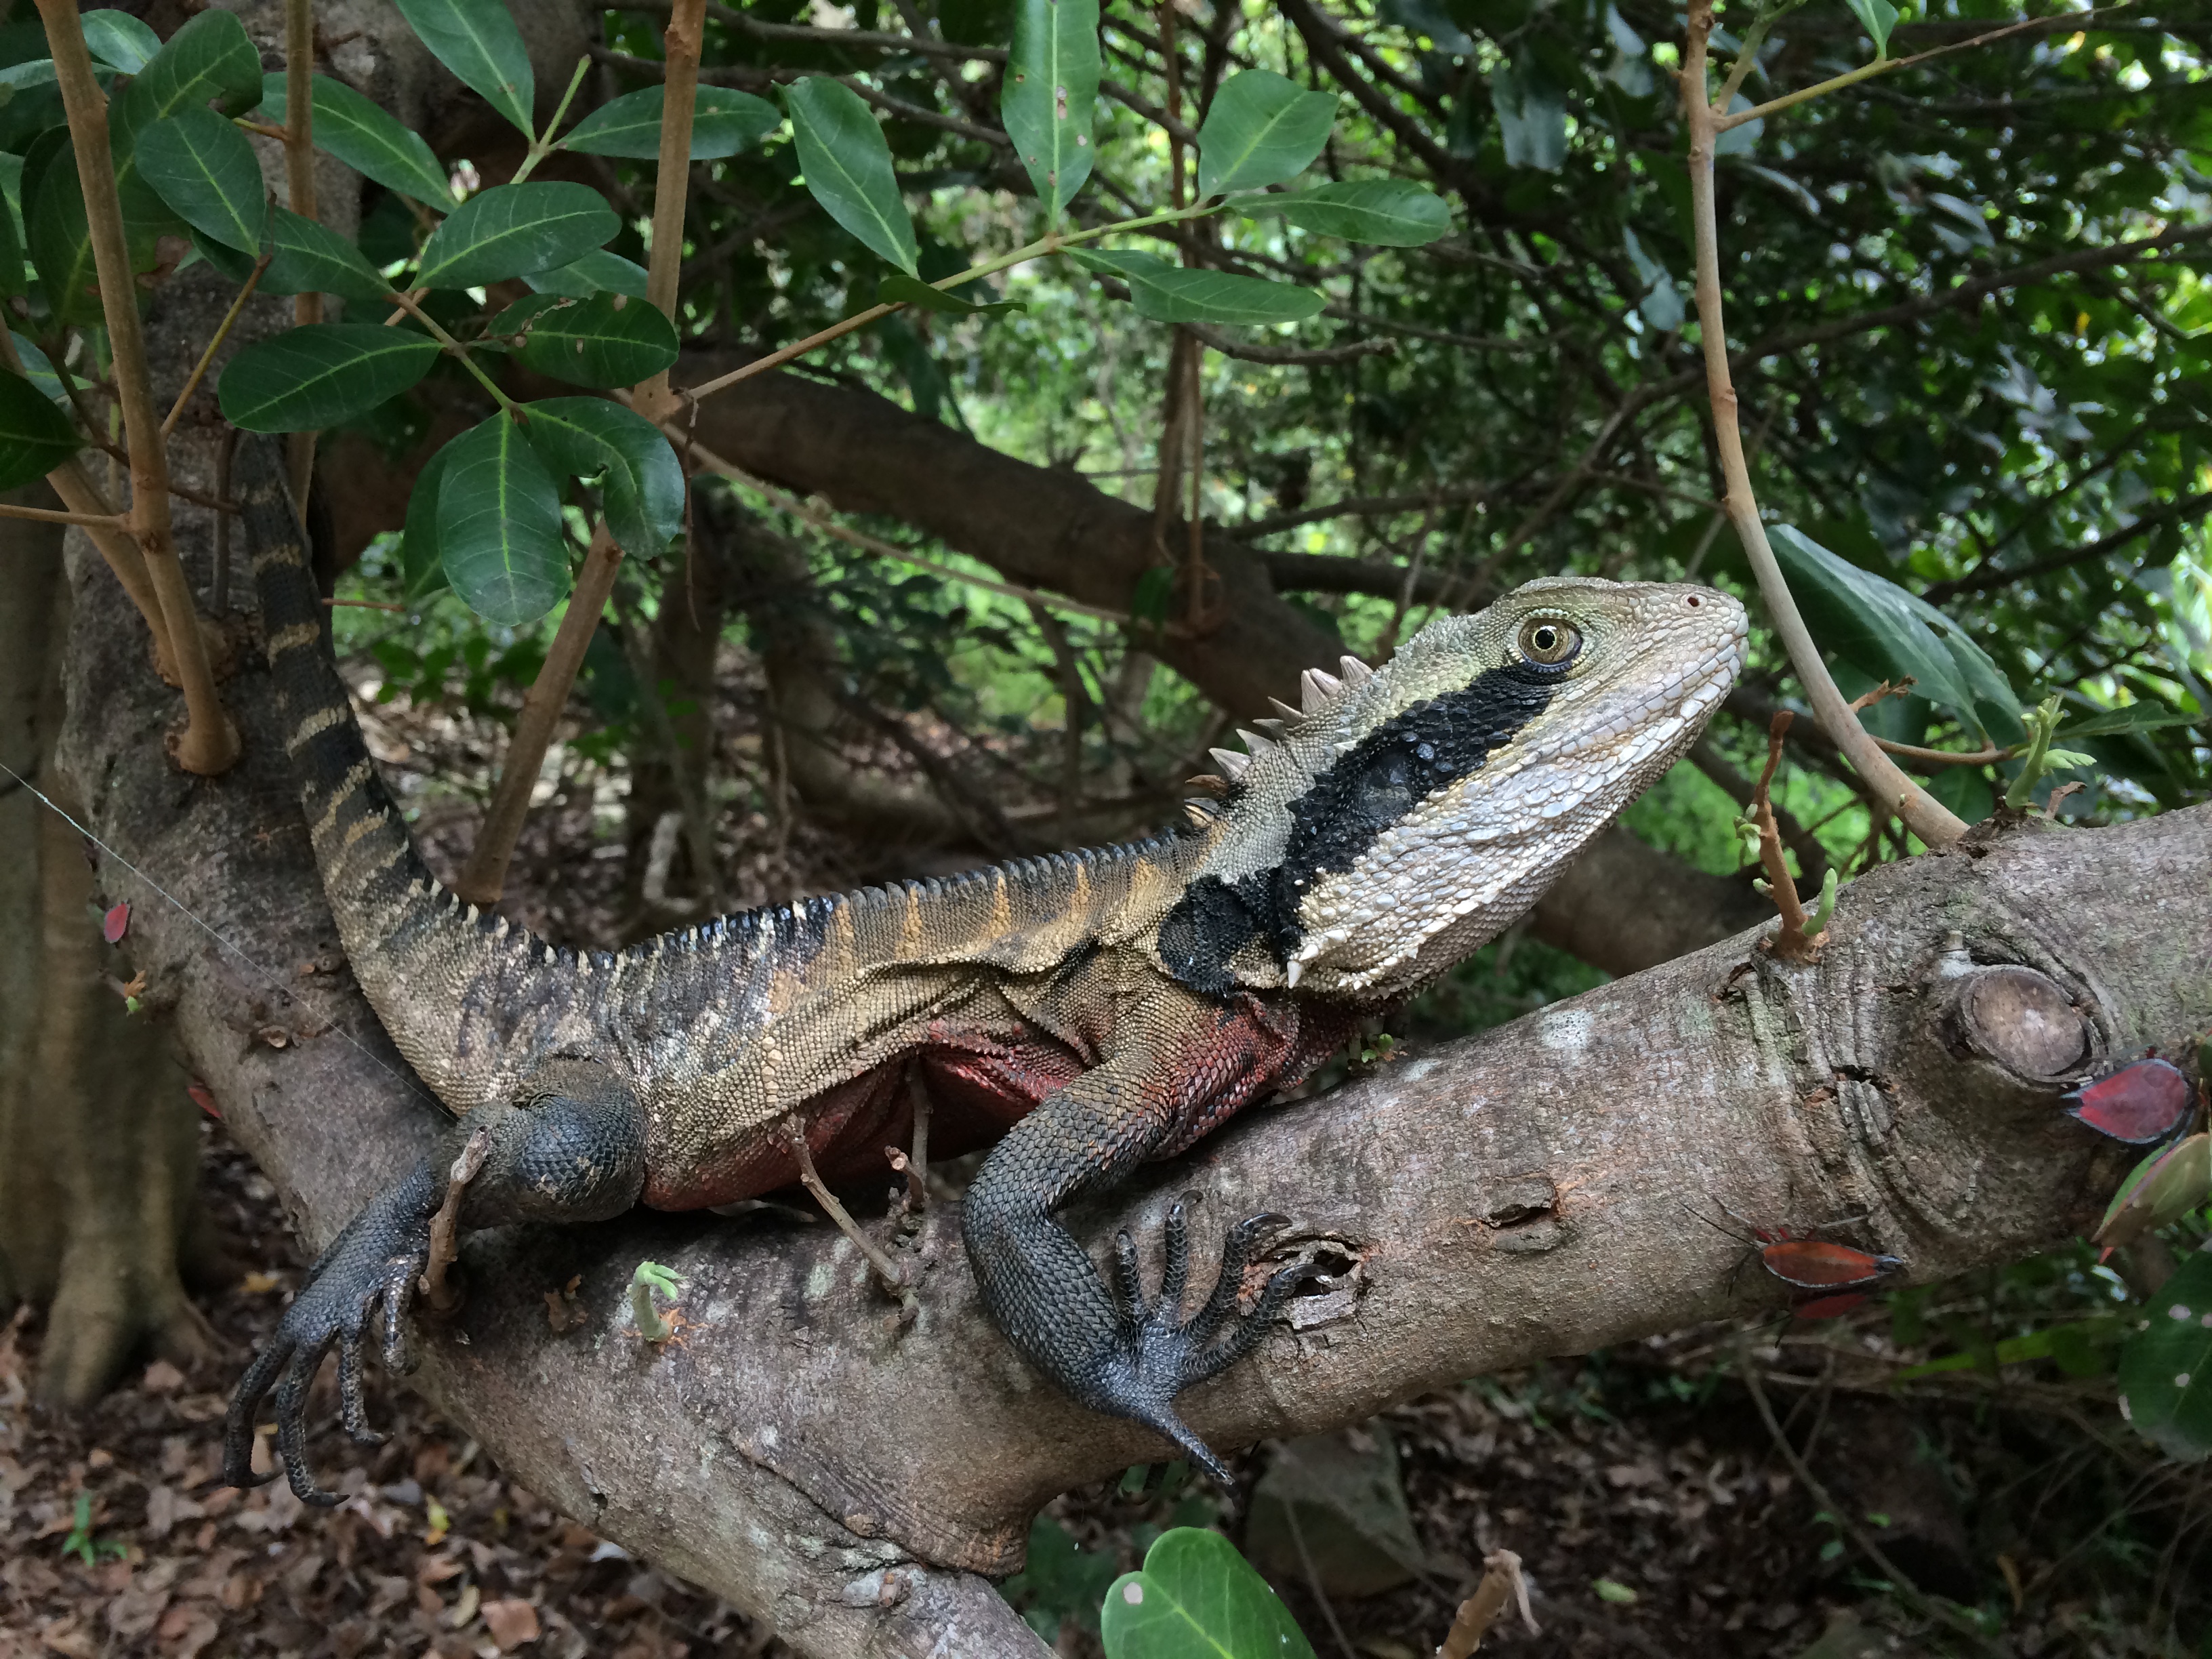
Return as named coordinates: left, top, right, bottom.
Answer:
left=240, top=435, right=445, bottom=959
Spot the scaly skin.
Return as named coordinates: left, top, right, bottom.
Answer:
left=222, top=437, right=1748, bottom=1500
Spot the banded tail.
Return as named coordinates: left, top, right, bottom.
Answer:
left=243, top=437, right=517, bottom=1109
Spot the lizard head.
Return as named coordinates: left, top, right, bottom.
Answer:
left=1158, top=577, right=1749, bottom=1002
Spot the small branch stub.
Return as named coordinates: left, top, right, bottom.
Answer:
left=421, top=1127, right=493, bottom=1311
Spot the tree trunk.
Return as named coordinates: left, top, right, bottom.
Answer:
left=0, top=489, right=224, bottom=1406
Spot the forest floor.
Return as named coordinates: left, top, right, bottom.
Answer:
left=1, top=1118, right=2204, bottom=1659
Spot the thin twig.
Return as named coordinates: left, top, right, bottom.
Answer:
left=633, top=0, right=706, bottom=428
left=283, top=0, right=321, bottom=511
left=35, top=0, right=235, bottom=773
left=420, top=1127, right=492, bottom=1313
left=1747, top=712, right=1826, bottom=962
left=1682, top=1, right=1961, bottom=847
left=456, top=526, right=622, bottom=904
left=0, top=500, right=127, bottom=527
left=780, top=1118, right=913, bottom=1298
left=162, top=252, right=272, bottom=439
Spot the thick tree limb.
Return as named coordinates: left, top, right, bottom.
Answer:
left=56, top=506, right=2209, bottom=1652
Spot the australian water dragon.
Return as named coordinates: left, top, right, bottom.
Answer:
left=222, top=438, right=1749, bottom=1500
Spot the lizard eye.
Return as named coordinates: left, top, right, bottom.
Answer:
left=1518, top=618, right=1582, bottom=667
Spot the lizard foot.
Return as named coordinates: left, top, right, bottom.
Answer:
left=223, top=1162, right=441, bottom=1506
left=1098, top=1199, right=1313, bottom=1485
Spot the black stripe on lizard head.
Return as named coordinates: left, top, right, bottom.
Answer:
left=1158, top=649, right=1570, bottom=996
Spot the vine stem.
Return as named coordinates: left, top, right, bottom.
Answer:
left=1682, top=0, right=1962, bottom=847
left=283, top=0, right=319, bottom=510
left=455, top=2, right=710, bottom=903
left=163, top=253, right=272, bottom=439
left=35, top=0, right=237, bottom=773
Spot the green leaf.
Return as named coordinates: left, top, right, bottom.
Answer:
left=1241, top=180, right=1450, bottom=246
left=1492, top=60, right=1567, bottom=171
left=10, top=334, right=65, bottom=407
left=414, top=182, right=617, bottom=291
left=117, top=10, right=264, bottom=134
left=877, top=271, right=1025, bottom=317
left=2118, top=1250, right=2212, bottom=1461
left=560, top=84, right=782, bottom=160
left=218, top=323, right=443, bottom=432
left=783, top=77, right=918, bottom=276
left=0, top=165, right=22, bottom=300
left=1099, top=1529, right=1315, bottom=1659
left=27, top=138, right=103, bottom=326
left=1069, top=249, right=1324, bottom=326
left=393, top=0, right=536, bottom=138
left=438, top=410, right=570, bottom=626
left=0, top=367, right=80, bottom=491
left=2055, top=703, right=2202, bottom=742
left=262, top=207, right=394, bottom=304
left=139, top=106, right=266, bottom=253
left=1845, top=0, right=1900, bottom=58
left=525, top=248, right=651, bottom=300
left=81, top=11, right=161, bottom=75
left=260, top=72, right=455, bottom=208
left=399, top=434, right=459, bottom=599
left=1768, top=525, right=2023, bottom=743
left=1194, top=70, right=1337, bottom=199
left=520, top=396, right=683, bottom=558
left=513, top=291, right=679, bottom=388
left=2095, top=1134, right=2210, bottom=1251
left=1002, top=0, right=1100, bottom=220
left=1593, top=1579, right=1641, bottom=1605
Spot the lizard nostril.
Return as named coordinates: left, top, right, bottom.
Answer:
left=1686, top=595, right=1701, bottom=607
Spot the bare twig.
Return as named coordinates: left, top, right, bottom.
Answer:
left=420, top=1127, right=493, bottom=1313
left=1742, top=712, right=1830, bottom=962
left=1181, top=321, right=1393, bottom=366
left=633, top=0, right=707, bottom=428
left=35, top=0, right=237, bottom=773
left=0, top=500, right=127, bottom=527
left=162, top=253, right=272, bottom=440
left=456, top=527, right=623, bottom=905
left=283, top=0, right=321, bottom=510
left=781, top=1118, right=914, bottom=1299
left=1682, top=1, right=1962, bottom=848
left=1437, top=1549, right=1536, bottom=1658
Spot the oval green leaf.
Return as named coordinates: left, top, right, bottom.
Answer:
left=520, top=396, right=684, bottom=558
left=1099, top=1529, right=1315, bottom=1659
left=1247, top=179, right=1451, bottom=246
left=415, top=181, right=617, bottom=291
left=140, top=106, right=267, bottom=253
left=2119, top=1250, right=2212, bottom=1462
left=783, top=77, right=918, bottom=276
left=1002, top=0, right=1100, bottom=221
left=261, top=207, right=394, bottom=304
left=28, top=136, right=103, bottom=326
left=560, top=85, right=782, bottom=160
left=514, top=291, right=678, bottom=388
left=525, top=248, right=651, bottom=300
left=218, top=323, right=442, bottom=432
left=1769, top=525, right=2024, bottom=743
left=0, top=163, right=23, bottom=300
left=2095, top=1134, right=2210, bottom=1251
left=82, top=10, right=161, bottom=75
left=10, top=333, right=66, bottom=407
left=393, top=0, right=536, bottom=138
left=117, top=9, right=264, bottom=137
left=399, top=434, right=459, bottom=599
left=1195, top=70, right=1337, bottom=200
left=0, top=367, right=81, bottom=491
left=260, top=72, right=455, bottom=208
left=1070, top=248, right=1324, bottom=326
left=438, top=410, right=569, bottom=626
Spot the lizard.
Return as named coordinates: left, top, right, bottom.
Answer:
left=221, top=435, right=1749, bottom=1502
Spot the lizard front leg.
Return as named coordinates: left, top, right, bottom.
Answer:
left=224, top=1058, right=647, bottom=1504
left=960, top=988, right=1310, bottom=1482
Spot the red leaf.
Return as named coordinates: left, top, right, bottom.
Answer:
left=1792, top=1291, right=1870, bottom=1320
left=2064, top=1057, right=2192, bottom=1145
left=1759, top=1239, right=1902, bottom=1291
left=186, top=1080, right=220, bottom=1120
left=102, top=901, right=129, bottom=944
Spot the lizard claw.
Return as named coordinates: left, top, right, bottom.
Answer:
left=1099, top=1202, right=1313, bottom=1484
left=224, top=1163, right=440, bottom=1505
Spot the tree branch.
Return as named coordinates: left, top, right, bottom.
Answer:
left=60, top=570, right=2209, bottom=1651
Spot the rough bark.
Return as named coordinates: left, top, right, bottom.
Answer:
left=55, top=501, right=2209, bottom=1647
left=0, top=489, right=224, bottom=1406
